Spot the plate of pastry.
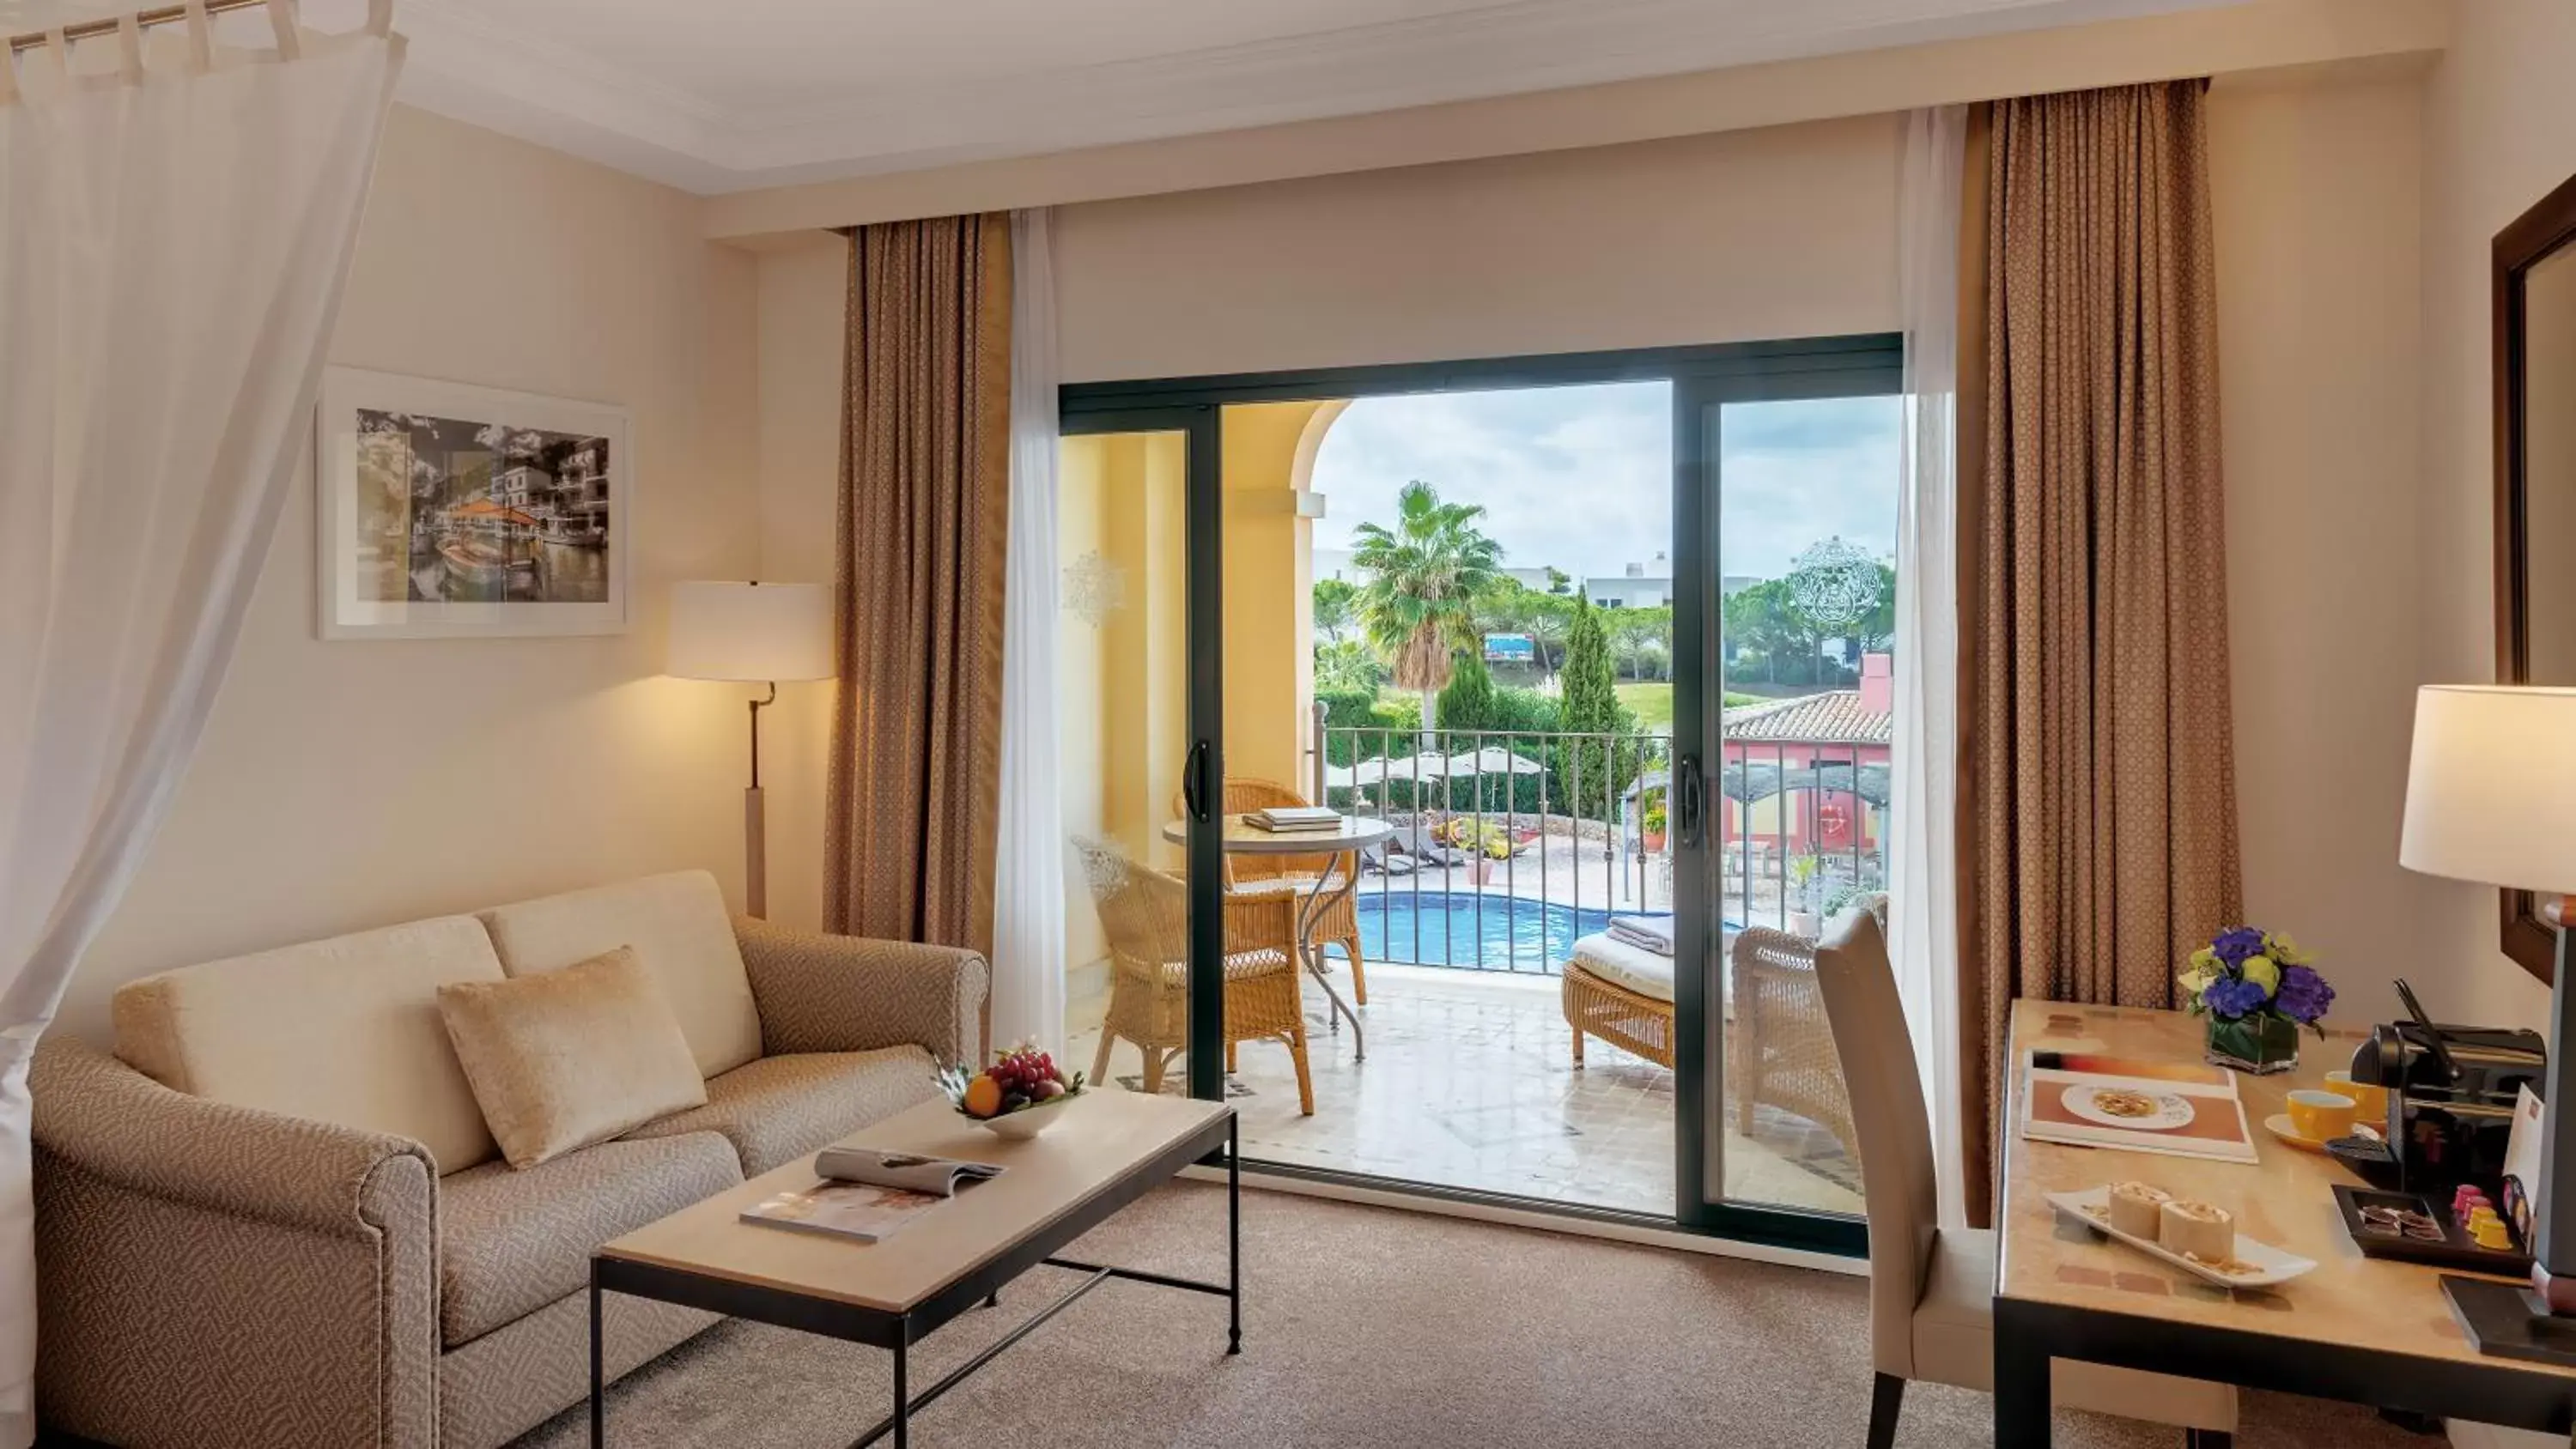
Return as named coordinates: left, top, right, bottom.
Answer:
left=2060, top=1085, right=2195, bottom=1132
left=2047, top=1182, right=2318, bottom=1288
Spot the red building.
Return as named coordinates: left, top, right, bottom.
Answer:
left=1721, top=652, right=1893, bottom=860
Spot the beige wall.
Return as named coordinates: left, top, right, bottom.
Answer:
left=1054, top=116, right=1904, bottom=381
left=2207, top=65, right=2435, bottom=1034
left=59, top=106, right=763, bottom=1044
left=2415, top=0, right=2576, bottom=1033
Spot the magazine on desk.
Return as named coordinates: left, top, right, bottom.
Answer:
left=739, top=1149, right=1005, bottom=1244
left=2020, top=1050, right=2257, bottom=1163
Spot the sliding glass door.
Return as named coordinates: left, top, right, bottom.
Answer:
left=1674, top=341, right=1900, bottom=1252
left=1055, top=336, right=1900, bottom=1256
left=1054, top=406, right=1230, bottom=1104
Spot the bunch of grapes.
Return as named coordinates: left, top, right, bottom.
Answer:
left=983, top=1046, right=1069, bottom=1113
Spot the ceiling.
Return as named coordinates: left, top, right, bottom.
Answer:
left=4, top=0, right=2247, bottom=193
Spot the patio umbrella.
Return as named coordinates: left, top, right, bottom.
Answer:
left=1321, top=750, right=1455, bottom=791
left=1717, top=760, right=1890, bottom=809
left=1442, top=744, right=1543, bottom=777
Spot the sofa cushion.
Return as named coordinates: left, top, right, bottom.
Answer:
left=477, top=870, right=762, bottom=1079
left=438, top=947, right=709, bottom=1169
left=624, top=1048, right=941, bottom=1175
left=438, top=1131, right=740, bottom=1348
left=112, top=915, right=507, bottom=1174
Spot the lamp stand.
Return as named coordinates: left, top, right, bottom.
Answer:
left=2443, top=910, right=2576, bottom=1364
left=744, top=682, right=775, bottom=919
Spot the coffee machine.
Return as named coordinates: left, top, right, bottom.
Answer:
left=2346, top=981, right=2545, bottom=1197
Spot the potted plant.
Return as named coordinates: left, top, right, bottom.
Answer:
left=1785, top=852, right=1825, bottom=938
left=2179, top=926, right=2335, bottom=1075
left=1640, top=791, right=1668, bottom=854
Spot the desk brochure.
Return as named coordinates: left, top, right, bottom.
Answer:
left=739, top=1149, right=1005, bottom=1245
left=1245, top=806, right=1341, bottom=834
left=2020, top=1050, right=2258, bottom=1163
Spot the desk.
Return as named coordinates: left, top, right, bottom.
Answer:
left=1162, top=814, right=1394, bottom=1060
left=1995, top=999, right=2576, bottom=1444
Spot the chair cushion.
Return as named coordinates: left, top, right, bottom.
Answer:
left=1569, top=931, right=1675, bottom=1003
left=477, top=870, right=762, bottom=1079
left=112, top=915, right=507, bottom=1174
left=1910, top=1227, right=2235, bottom=1432
left=438, top=947, right=708, bottom=1169
left=439, top=1131, right=741, bottom=1348
left=624, top=1048, right=940, bottom=1175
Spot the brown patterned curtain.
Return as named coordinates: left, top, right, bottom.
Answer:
left=1956, top=82, right=2241, bottom=1223
left=823, top=214, right=1012, bottom=965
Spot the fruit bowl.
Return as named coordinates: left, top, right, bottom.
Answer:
left=939, top=1046, right=1087, bottom=1140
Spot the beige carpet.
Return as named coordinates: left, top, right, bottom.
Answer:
left=512, top=1183, right=2435, bottom=1448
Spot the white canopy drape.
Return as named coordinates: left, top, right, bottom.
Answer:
left=0, top=7, right=403, bottom=1438
left=991, top=207, right=1068, bottom=1053
left=1890, top=105, right=1968, bottom=1233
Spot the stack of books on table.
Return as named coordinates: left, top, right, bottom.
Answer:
left=1243, top=806, right=1343, bottom=834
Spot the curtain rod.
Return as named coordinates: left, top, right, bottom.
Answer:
left=9, top=0, right=272, bottom=55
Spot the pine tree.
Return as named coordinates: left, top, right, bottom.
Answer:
left=1553, top=591, right=1631, bottom=820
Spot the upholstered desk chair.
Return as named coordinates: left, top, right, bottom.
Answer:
left=1809, top=908, right=2237, bottom=1449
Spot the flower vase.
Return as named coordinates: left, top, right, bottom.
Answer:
left=2204, top=1013, right=2300, bottom=1076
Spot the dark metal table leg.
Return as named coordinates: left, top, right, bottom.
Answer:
left=588, top=1265, right=605, bottom=1448
left=1994, top=1299, right=2052, bottom=1449
left=1228, top=1113, right=1242, bottom=1355
left=891, top=1331, right=909, bottom=1449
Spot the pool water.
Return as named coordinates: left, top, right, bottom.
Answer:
left=1350, top=890, right=1675, bottom=972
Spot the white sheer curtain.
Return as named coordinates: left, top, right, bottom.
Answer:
left=991, top=207, right=1067, bottom=1053
left=0, top=6, right=401, bottom=1439
left=1891, top=105, right=1967, bottom=1232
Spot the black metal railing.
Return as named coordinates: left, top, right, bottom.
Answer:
left=1308, top=705, right=1886, bottom=973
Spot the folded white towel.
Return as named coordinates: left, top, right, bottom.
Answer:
left=1607, top=915, right=1674, bottom=956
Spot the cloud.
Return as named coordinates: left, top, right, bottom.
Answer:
left=1309, top=385, right=1899, bottom=584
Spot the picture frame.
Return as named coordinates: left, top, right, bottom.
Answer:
left=314, top=367, right=632, bottom=640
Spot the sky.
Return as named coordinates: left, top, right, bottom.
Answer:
left=1308, top=381, right=1902, bottom=585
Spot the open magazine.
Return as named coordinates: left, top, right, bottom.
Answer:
left=739, top=1149, right=1005, bottom=1245
left=2020, top=1050, right=2257, bottom=1163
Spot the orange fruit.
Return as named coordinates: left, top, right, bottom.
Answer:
left=962, top=1075, right=1004, bottom=1119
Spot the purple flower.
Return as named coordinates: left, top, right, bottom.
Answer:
left=2275, top=964, right=2336, bottom=1027
left=2202, top=975, right=2271, bottom=1019
left=2210, top=927, right=2266, bottom=967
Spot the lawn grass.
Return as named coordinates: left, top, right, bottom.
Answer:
left=1614, top=681, right=1765, bottom=731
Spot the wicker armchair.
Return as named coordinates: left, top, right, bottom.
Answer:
left=1170, top=778, right=1369, bottom=1005
left=1074, top=837, right=1315, bottom=1115
left=1728, top=903, right=1879, bottom=1173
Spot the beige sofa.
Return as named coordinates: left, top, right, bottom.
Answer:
left=30, top=870, right=988, bottom=1449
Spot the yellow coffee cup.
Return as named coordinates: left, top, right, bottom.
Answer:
left=2287, top=1088, right=2358, bottom=1143
left=2325, top=1070, right=2391, bottom=1121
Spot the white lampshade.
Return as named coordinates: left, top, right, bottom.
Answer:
left=666, top=581, right=833, bottom=683
left=2401, top=684, right=2576, bottom=894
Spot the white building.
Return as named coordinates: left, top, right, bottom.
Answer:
left=1583, top=554, right=1672, bottom=609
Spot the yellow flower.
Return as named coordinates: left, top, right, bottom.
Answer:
left=2178, top=960, right=2221, bottom=997
left=2242, top=955, right=2281, bottom=995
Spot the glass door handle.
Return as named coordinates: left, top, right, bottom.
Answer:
left=1675, top=755, right=1706, bottom=847
left=1182, top=739, right=1212, bottom=822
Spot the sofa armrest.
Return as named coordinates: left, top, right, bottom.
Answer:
left=734, top=916, right=989, bottom=1064
left=30, top=1034, right=439, bottom=1449
left=31, top=1034, right=432, bottom=1239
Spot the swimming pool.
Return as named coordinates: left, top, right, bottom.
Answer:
left=1349, top=890, right=1678, bottom=973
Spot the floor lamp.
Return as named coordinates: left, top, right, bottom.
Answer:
left=2400, top=683, right=2576, bottom=1364
left=667, top=580, right=833, bottom=919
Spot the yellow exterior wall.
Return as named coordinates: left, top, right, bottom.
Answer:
left=1219, top=400, right=1337, bottom=797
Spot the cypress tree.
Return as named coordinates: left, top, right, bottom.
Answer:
left=1554, top=592, right=1630, bottom=819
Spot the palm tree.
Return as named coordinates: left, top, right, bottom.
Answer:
left=1351, top=480, right=1504, bottom=739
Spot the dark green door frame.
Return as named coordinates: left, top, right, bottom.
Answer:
left=1062, top=336, right=1899, bottom=1258
left=1056, top=404, right=1227, bottom=1102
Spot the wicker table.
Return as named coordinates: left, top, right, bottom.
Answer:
left=1164, top=814, right=1393, bottom=1060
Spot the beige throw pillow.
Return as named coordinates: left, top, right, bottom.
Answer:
left=437, top=945, right=708, bottom=1170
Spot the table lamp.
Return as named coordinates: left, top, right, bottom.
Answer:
left=2400, top=683, right=2576, bottom=1362
left=667, top=580, right=833, bottom=919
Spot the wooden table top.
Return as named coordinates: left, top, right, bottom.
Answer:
left=598, top=1089, right=1230, bottom=1315
left=1997, top=999, right=2576, bottom=1379
left=1159, top=813, right=1396, bottom=854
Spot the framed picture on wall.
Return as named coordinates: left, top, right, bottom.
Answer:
left=314, top=367, right=631, bottom=640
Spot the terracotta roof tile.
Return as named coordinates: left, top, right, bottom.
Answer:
left=1722, top=690, right=1892, bottom=745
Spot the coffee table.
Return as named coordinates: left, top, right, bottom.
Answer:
left=589, top=1090, right=1238, bottom=1447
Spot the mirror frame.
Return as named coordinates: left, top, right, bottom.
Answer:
left=2491, top=171, right=2576, bottom=984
